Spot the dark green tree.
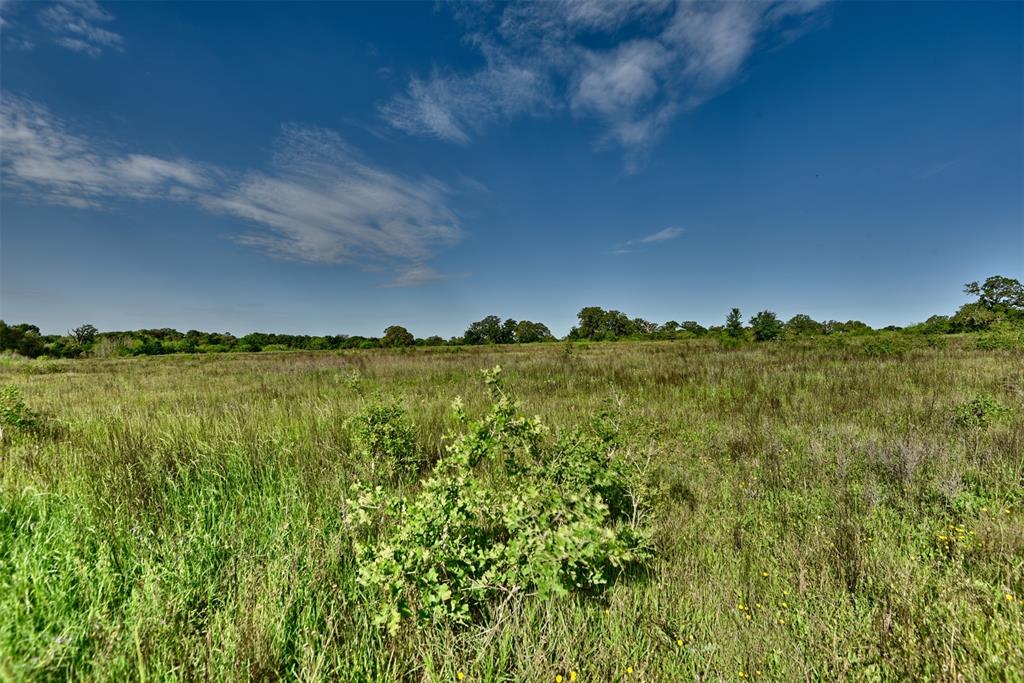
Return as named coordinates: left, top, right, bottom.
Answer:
left=749, top=310, right=783, bottom=341
left=679, top=321, right=707, bottom=336
left=381, top=325, right=415, bottom=347
left=964, top=275, right=1024, bottom=311
left=514, top=320, right=555, bottom=343
left=725, top=308, right=745, bottom=339
left=785, top=314, right=823, bottom=336
left=953, top=275, right=1024, bottom=330
left=464, top=315, right=505, bottom=344
left=0, top=321, right=45, bottom=357
left=71, top=324, right=98, bottom=345
left=570, top=307, right=637, bottom=340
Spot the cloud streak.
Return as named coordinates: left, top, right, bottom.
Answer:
left=38, top=0, right=123, bottom=56
left=382, top=0, right=826, bottom=170
left=639, top=226, right=684, bottom=243
left=613, top=226, right=685, bottom=254
left=1, top=95, right=464, bottom=282
left=203, top=124, right=462, bottom=269
left=0, top=94, right=211, bottom=207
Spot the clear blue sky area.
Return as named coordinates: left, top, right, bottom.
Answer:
left=2, top=1, right=1021, bottom=337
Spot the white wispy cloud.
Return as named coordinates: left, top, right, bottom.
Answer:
left=204, top=124, right=462, bottom=268
left=1, top=1, right=35, bottom=50
left=639, top=226, right=684, bottom=243
left=915, top=160, right=955, bottom=181
left=0, top=95, right=464, bottom=283
left=384, top=264, right=467, bottom=288
left=0, top=94, right=212, bottom=207
left=613, top=225, right=685, bottom=254
left=382, top=0, right=826, bottom=170
left=38, top=0, right=123, bottom=56
left=382, top=51, right=552, bottom=144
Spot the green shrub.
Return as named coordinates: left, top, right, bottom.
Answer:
left=348, top=399, right=420, bottom=478
left=346, top=367, right=651, bottom=632
left=856, top=333, right=914, bottom=358
left=952, top=394, right=1011, bottom=430
left=0, top=385, right=40, bottom=437
left=975, top=321, right=1024, bottom=350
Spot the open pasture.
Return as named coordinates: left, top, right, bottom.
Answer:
left=1, top=341, right=1022, bottom=681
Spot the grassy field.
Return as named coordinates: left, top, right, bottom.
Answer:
left=1, top=340, right=1022, bottom=681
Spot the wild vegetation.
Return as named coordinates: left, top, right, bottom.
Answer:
left=1, top=327, right=1021, bottom=680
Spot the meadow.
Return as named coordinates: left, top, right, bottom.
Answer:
left=1, top=338, right=1022, bottom=681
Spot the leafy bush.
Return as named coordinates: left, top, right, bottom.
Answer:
left=975, top=321, right=1024, bottom=350
left=856, top=333, right=914, bottom=358
left=0, top=385, right=41, bottom=437
left=952, top=394, right=1011, bottom=430
left=348, top=399, right=420, bottom=479
left=346, top=367, right=650, bottom=632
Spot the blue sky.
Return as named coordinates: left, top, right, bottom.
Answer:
left=1, top=0, right=1021, bottom=337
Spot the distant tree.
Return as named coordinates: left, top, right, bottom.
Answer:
left=964, top=275, right=1024, bottom=311
left=239, top=332, right=271, bottom=351
left=842, top=320, right=873, bottom=335
left=749, top=310, right=783, bottom=341
left=951, top=303, right=997, bottom=332
left=381, top=325, right=415, bottom=347
left=785, top=314, right=823, bottom=337
left=514, top=320, right=555, bottom=343
left=499, top=318, right=517, bottom=344
left=572, top=307, right=607, bottom=339
left=659, top=321, right=680, bottom=335
left=464, top=315, right=505, bottom=344
left=953, top=275, right=1024, bottom=331
left=823, top=320, right=873, bottom=335
left=571, top=307, right=637, bottom=340
left=632, top=318, right=658, bottom=336
left=71, top=324, right=98, bottom=345
left=912, top=315, right=952, bottom=335
left=0, top=321, right=45, bottom=357
left=421, top=335, right=445, bottom=346
left=679, top=321, right=707, bottom=336
left=725, top=308, right=745, bottom=339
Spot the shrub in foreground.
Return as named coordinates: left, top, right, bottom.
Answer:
left=347, top=400, right=420, bottom=479
left=0, top=385, right=41, bottom=439
left=953, top=394, right=1011, bottom=430
left=346, top=367, right=651, bottom=632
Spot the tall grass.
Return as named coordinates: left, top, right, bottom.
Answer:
left=1, top=340, right=1022, bottom=680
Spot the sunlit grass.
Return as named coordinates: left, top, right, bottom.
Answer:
left=1, top=340, right=1021, bottom=680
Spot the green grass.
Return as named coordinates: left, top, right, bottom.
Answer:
left=1, top=340, right=1022, bottom=681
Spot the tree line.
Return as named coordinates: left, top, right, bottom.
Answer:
left=2, top=275, right=1020, bottom=359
